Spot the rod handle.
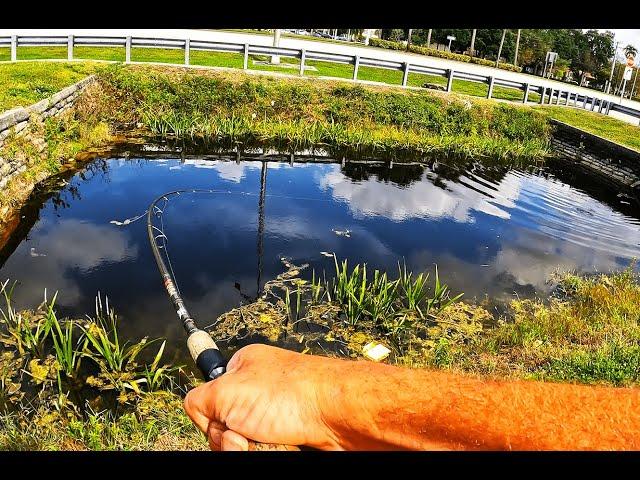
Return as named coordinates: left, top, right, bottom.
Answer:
left=187, top=330, right=301, bottom=451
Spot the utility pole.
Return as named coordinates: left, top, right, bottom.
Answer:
left=514, top=29, right=521, bottom=66
left=496, top=29, right=506, bottom=68
left=607, top=40, right=620, bottom=94
left=271, top=29, right=281, bottom=64
left=470, top=29, right=477, bottom=56
left=427, top=29, right=432, bottom=48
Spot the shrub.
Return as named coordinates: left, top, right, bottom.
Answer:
left=369, top=38, right=523, bottom=73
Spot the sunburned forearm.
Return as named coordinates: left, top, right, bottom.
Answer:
left=321, top=360, right=640, bottom=450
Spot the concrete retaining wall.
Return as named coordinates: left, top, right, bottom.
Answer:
left=0, top=75, right=95, bottom=189
left=550, top=119, right=640, bottom=192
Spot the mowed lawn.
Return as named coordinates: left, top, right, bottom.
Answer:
left=1, top=46, right=540, bottom=103
left=3, top=48, right=637, bottom=153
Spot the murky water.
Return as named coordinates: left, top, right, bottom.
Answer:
left=1, top=153, right=640, bottom=364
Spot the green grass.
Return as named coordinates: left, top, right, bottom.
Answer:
left=92, top=64, right=551, bottom=160
left=2, top=47, right=544, bottom=107
left=0, top=61, right=97, bottom=111
left=534, top=105, right=640, bottom=152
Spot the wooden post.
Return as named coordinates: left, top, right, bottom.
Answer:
left=591, top=98, right=597, bottom=111
left=540, top=86, right=546, bottom=104
left=353, top=55, right=360, bottom=81
left=523, top=83, right=529, bottom=103
left=446, top=69, right=454, bottom=92
left=67, top=35, right=74, bottom=61
left=184, top=38, right=190, bottom=66
left=243, top=43, right=249, bottom=70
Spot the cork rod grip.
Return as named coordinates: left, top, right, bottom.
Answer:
left=187, top=331, right=301, bottom=451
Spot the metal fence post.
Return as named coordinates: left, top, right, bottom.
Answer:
left=523, top=83, right=529, bottom=103
left=184, top=38, right=190, bottom=66
left=10, top=35, right=17, bottom=62
left=67, top=35, right=74, bottom=61
left=243, top=43, right=249, bottom=70
left=598, top=99, right=605, bottom=113
left=402, top=62, right=410, bottom=87
left=125, top=36, right=132, bottom=63
left=591, top=98, right=597, bottom=111
left=299, top=49, right=306, bottom=76
left=353, top=55, right=360, bottom=81
left=540, top=87, right=546, bottom=104
left=605, top=100, right=612, bottom=115
left=582, top=95, right=587, bottom=109
left=446, top=69, right=454, bottom=92
left=487, top=76, right=494, bottom=99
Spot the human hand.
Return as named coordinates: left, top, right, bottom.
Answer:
left=183, top=343, right=345, bottom=451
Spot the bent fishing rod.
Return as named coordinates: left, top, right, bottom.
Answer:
left=147, top=190, right=227, bottom=381
left=146, top=187, right=299, bottom=451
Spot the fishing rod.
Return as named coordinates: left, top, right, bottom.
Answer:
left=147, top=190, right=227, bottom=381
left=146, top=185, right=299, bottom=451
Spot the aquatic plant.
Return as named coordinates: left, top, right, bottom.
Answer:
left=0, top=281, right=53, bottom=357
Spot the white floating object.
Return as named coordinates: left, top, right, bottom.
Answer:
left=320, top=251, right=334, bottom=258
left=362, top=342, right=391, bottom=362
left=332, top=228, right=351, bottom=238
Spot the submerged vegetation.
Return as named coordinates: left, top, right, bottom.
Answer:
left=1, top=258, right=640, bottom=449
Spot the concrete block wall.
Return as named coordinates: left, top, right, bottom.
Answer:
left=0, top=75, right=96, bottom=189
left=550, top=119, right=640, bottom=191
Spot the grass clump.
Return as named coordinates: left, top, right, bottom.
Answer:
left=0, top=281, right=205, bottom=450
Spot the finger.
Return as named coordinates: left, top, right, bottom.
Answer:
left=207, top=422, right=225, bottom=451
left=184, top=385, right=214, bottom=435
left=221, top=430, right=249, bottom=451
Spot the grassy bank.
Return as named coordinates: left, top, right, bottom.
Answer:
left=0, top=62, right=97, bottom=111
left=1, top=260, right=639, bottom=450
left=90, top=64, right=551, bottom=160
left=534, top=105, right=640, bottom=152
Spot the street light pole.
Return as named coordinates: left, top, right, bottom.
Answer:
left=607, top=41, right=620, bottom=94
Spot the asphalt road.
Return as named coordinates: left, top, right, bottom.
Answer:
left=3, top=28, right=639, bottom=122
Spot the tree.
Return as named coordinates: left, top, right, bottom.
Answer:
left=496, top=29, right=507, bottom=67
left=514, top=29, right=521, bottom=66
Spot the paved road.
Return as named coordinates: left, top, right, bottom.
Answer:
left=4, top=28, right=639, bottom=121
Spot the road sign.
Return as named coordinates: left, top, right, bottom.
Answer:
left=446, top=35, right=456, bottom=41
left=624, top=66, right=633, bottom=81
left=546, top=51, right=558, bottom=63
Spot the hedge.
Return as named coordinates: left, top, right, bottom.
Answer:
left=368, top=38, right=523, bottom=73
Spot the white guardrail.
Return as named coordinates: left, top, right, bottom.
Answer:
left=1, top=34, right=639, bottom=122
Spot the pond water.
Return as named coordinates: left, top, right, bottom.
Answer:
left=1, top=152, right=640, bottom=364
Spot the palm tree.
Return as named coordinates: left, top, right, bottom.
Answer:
left=470, top=29, right=477, bottom=56
left=514, top=29, right=521, bottom=66
left=624, top=44, right=638, bottom=60
left=496, top=29, right=507, bottom=68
